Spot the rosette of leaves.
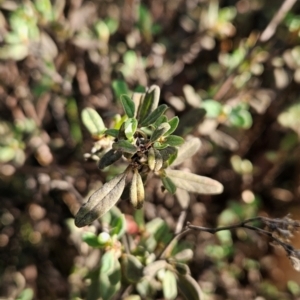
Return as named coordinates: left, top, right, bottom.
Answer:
left=75, top=85, right=223, bottom=227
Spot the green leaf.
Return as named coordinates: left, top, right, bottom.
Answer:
left=150, top=123, right=171, bottom=143
left=161, top=176, right=177, bottom=194
left=124, top=118, right=138, bottom=141
left=137, top=85, right=160, bottom=123
left=165, top=169, right=223, bottom=195
left=121, top=254, right=144, bottom=283
left=165, top=116, right=180, bottom=135
left=136, top=278, right=153, bottom=297
left=0, top=146, right=15, bottom=162
left=110, top=213, right=126, bottom=238
left=16, top=288, right=34, bottom=300
left=105, top=129, right=119, bottom=138
left=144, top=218, right=171, bottom=250
left=82, top=232, right=102, bottom=247
left=164, top=135, right=184, bottom=146
left=159, top=146, right=178, bottom=166
left=154, top=115, right=168, bottom=127
left=81, top=108, right=106, bottom=136
left=139, top=104, right=168, bottom=127
left=112, top=140, right=137, bottom=154
left=98, top=150, right=122, bottom=169
left=172, top=138, right=201, bottom=166
left=104, top=17, right=119, bottom=34
left=229, top=109, right=252, bottom=129
left=173, top=249, right=194, bottom=262
left=99, top=250, right=121, bottom=300
left=174, top=108, right=206, bottom=136
left=121, top=94, right=135, bottom=118
left=66, top=98, right=82, bottom=143
left=101, top=250, right=116, bottom=274
left=201, top=99, right=222, bottom=118
left=112, top=79, right=129, bottom=101
left=163, top=270, right=178, bottom=300
left=173, top=262, right=190, bottom=275
left=34, top=0, right=53, bottom=22
left=177, top=274, right=202, bottom=300
left=74, top=171, right=128, bottom=227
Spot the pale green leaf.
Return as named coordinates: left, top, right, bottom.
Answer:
left=81, top=108, right=106, bottom=136
left=177, top=274, right=202, bottom=300
left=165, top=169, right=223, bottom=195
left=163, top=270, right=178, bottom=300
left=172, top=138, right=201, bottom=166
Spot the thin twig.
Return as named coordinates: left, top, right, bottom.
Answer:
left=260, top=0, right=298, bottom=42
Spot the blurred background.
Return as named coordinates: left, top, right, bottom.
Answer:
left=1, top=0, right=300, bottom=299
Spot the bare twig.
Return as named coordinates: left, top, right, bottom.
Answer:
left=260, top=0, right=298, bottom=42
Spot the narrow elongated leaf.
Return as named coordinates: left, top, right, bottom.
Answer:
left=164, top=135, right=184, bottom=146
left=154, top=115, right=168, bottom=127
left=121, top=94, right=135, bottom=118
left=75, top=172, right=128, bottom=227
left=150, top=123, right=171, bottom=143
left=140, top=104, right=168, bottom=127
left=137, top=85, right=160, bottom=123
left=161, top=176, right=177, bottom=194
left=165, top=169, right=223, bottom=194
left=163, top=270, right=178, bottom=300
left=121, top=254, right=144, bottom=283
left=124, top=118, right=138, bottom=141
left=112, top=79, right=129, bottom=101
left=177, top=274, right=202, bottom=300
left=130, top=170, right=145, bottom=209
left=98, top=149, right=122, bottom=169
left=165, top=116, right=180, bottom=136
left=81, top=108, right=106, bottom=136
left=174, top=108, right=206, bottom=136
left=105, top=129, right=119, bottom=138
left=112, top=140, right=137, bottom=154
left=172, top=138, right=201, bottom=167
left=99, top=250, right=121, bottom=300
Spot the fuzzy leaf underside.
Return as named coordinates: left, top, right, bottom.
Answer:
left=172, top=138, right=201, bottom=167
left=74, top=172, right=127, bottom=227
left=165, top=169, right=223, bottom=194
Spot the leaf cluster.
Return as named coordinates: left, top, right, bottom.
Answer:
left=81, top=207, right=202, bottom=300
left=76, top=85, right=223, bottom=227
